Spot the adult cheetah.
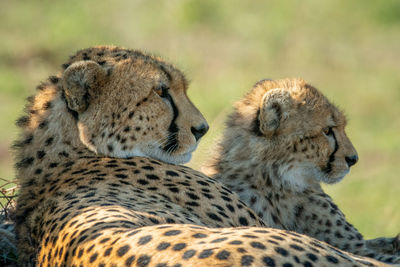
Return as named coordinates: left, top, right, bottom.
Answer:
left=205, top=78, right=400, bottom=264
left=14, top=47, right=386, bottom=266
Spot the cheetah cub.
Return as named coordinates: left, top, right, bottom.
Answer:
left=205, top=78, right=400, bottom=264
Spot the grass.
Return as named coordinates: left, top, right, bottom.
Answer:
left=0, top=0, right=399, bottom=239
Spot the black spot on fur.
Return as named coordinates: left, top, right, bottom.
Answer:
left=117, top=245, right=130, bottom=257
left=275, top=247, right=289, bottom=256
left=198, top=249, right=214, bottom=259
left=14, top=134, right=33, bottom=147
left=182, top=250, right=196, bottom=259
left=326, top=255, right=339, bottom=264
left=250, top=241, right=266, bottom=250
left=289, top=244, right=305, bottom=251
left=137, top=255, right=151, bottom=267
left=37, top=150, right=46, bottom=159
left=294, top=205, right=304, bottom=218
left=104, top=247, right=112, bottom=257
left=100, top=238, right=110, bottom=244
left=43, top=101, right=52, bottom=110
left=241, top=255, right=254, bottom=266
left=115, top=174, right=128, bottom=179
left=89, top=252, right=98, bottom=263
left=239, top=217, right=249, bottom=226
left=172, top=243, right=187, bottom=251
left=138, top=235, right=152, bottom=245
left=16, top=116, right=30, bottom=127
left=263, top=256, right=276, bottom=266
left=49, top=162, right=58, bottom=168
left=166, top=170, right=179, bottom=176
left=193, top=233, right=207, bottom=239
left=207, top=213, right=222, bottom=222
left=49, top=76, right=60, bottom=84
left=164, top=230, right=181, bottom=236
left=16, top=157, right=34, bottom=168
left=39, top=120, right=48, bottom=129
left=142, top=165, right=154, bottom=170
left=186, top=192, right=199, bottom=200
left=137, top=179, right=149, bottom=185
left=211, top=237, right=228, bottom=243
left=45, top=137, right=54, bottom=146
left=145, top=174, right=159, bottom=180
left=125, top=255, right=135, bottom=267
left=216, top=250, right=230, bottom=260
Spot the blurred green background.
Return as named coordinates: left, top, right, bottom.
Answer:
left=0, top=0, right=399, bottom=238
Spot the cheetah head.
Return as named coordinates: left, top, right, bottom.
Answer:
left=229, top=78, right=358, bottom=187
left=62, top=47, right=208, bottom=164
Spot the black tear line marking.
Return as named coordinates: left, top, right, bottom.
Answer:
left=163, top=92, right=179, bottom=153
left=323, top=130, right=339, bottom=173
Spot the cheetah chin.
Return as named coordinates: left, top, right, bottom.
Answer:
left=109, top=144, right=197, bottom=165
left=317, top=168, right=350, bottom=184
left=282, top=163, right=350, bottom=189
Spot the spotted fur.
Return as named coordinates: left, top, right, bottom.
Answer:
left=14, top=48, right=385, bottom=266
left=205, top=78, right=400, bottom=264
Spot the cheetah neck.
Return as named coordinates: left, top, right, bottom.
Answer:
left=206, top=132, right=322, bottom=229
left=208, top=131, right=320, bottom=190
left=14, top=80, right=95, bottom=185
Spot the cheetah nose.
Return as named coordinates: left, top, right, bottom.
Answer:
left=191, top=124, right=209, bottom=141
left=345, top=155, right=358, bottom=167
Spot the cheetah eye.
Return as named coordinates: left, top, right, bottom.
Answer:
left=323, top=127, right=333, bottom=136
left=154, top=85, right=169, bottom=98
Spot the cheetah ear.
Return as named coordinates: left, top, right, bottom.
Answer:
left=258, top=88, right=293, bottom=137
left=62, top=60, right=107, bottom=113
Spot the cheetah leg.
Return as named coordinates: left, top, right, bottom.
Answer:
left=366, top=234, right=400, bottom=256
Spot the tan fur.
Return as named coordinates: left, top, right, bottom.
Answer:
left=13, top=49, right=386, bottom=266
left=205, top=78, right=400, bottom=264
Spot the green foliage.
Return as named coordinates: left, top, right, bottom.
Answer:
left=0, top=0, right=398, bottom=238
